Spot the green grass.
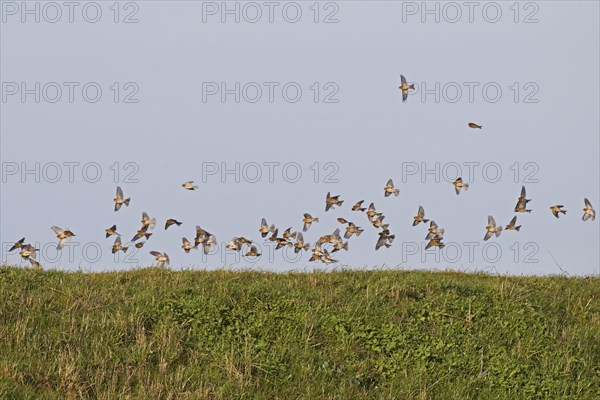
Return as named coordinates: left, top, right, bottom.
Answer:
left=1, top=266, right=599, bottom=399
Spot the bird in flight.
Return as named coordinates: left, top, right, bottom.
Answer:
left=18, top=243, right=38, bottom=261
left=113, top=186, right=131, bottom=212
left=550, top=205, right=567, bottom=219
left=384, top=179, right=400, bottom=197
left=132, top=225, right=152, bottom=242
left=515, top=186, right=532, bottom=213
left=302, top=213, right=319, bottom=232
left=105, top=225, right=120, bottom=238
left=259, top=218, right=276, bottom=237
left=453, top=177, right=469, bottom=195
left=294, top=232, right=310, bottom=253
left=141, top=212, right=157, bottom=230
left=181, top=237, right=197, bottom=253
left=399, top=74, right=415, bottom=102
left=483, top=216, right=502, bottom=241
left=9, top=238, right=26, bottom=252
left=352, top=200, right=366, bottom=212
left=111, top=236, right=128, bottom=254
left=425, top=221, right=444, bottom=241
left=51, top=226, right=76, bottom=250
left=582, top=198, right=596, bottom=221
left=245, top=245, right=261, bottom=257
left=325, top=192, right=344, bottom=211
left=505, top=216, right=521, bottom=231
left=413, top=206, right=429, bottom=226
left=149, top=251, right=170, bottom=267
left=181, top=181, right=198, bottom=190
left=165, top=219, right=182, bottom=230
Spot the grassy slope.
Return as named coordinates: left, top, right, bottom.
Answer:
left=0, top=266, right=599, bottom=399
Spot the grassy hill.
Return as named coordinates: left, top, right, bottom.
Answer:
left=1, top=266, right=599, bottom=399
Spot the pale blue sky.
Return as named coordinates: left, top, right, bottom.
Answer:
left=1, top=1, right=598, bottom=274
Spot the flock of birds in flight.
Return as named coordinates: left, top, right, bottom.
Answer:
left=8, top=75, right=597, bottom=269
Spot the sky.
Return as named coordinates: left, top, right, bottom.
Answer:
left=1, top=0, right=599, bottom=275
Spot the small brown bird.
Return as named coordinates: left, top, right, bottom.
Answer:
left=484, top=216, right=502, bottom=241
left=384, top=179, right=400, bottom=197
left=268, top=229, right=293, bottom=250
left=293, top=232, right=310, bottom=253
left=274, top=238, right=294, bottom=250
left=141, top=212, right=156, bottom=230
left=245, top=245, right=261, bottom=257
left=51, top=226, right=76, bottom=250
left=9, top=238, right=25, bottom=252
left=149, top=251, right=170, bottom=267
left=309, top=243, right=326, bottom=262
left=412, top=206, right=429, bottom=226
left=505, top=216, right=521, bottom=231
left=321, top=249, right=338, bottom=264
left=282, top=227, right=297, bottom=240
left=181, top=237, right=197, bottom=253
left=371, top=214, right=388, bottom=229
left=582, top=198, right=596, bottom=221
left=375, top=229, right=395, bottom=250
left=331, top=240, right=349, bottom=253
left=105, top=225, right=119, bottom=238
left=132, top=225, right=152, bottom=242
left=303, top=213, right=319, bottom=232
left=453, top=177, right=469, bottom=195
left=18, top=244, right=38, bottom=261
left=425, top=237, right=445, bottom=250
left=181, top=181, right=198, bottom=190
left=194, top=226, right=215, bottom=248
left=366, top=203, right=380, bottom=221
left=226, top=238, right=242, bottom=251
left=318, top=228, right=342, bottom=245
left=202, top=235, right=217, bottom=255
left=259, top=218, right=276, bottom=237
left=134, top=241, right=146, bottom=249
left=344, top=222, right=364, bottom=239
left=425, top=221, right=444, bottom=240
left=28, top=258, right=42, bottom=270
left=111, top=236, right=128, bottom=254
left=337, top=217, right=348, bottom=224
left=399, top=74, right=415, bottom=102
left=514, top=186, right=532, bottom=213
left=325, top=192, right=344, bottom=211
left=165, top=219, right=182, bottom=230
left=550, top=205, right=567, bottom=218
left=113, top=186, right=131, bottom=211
left=468, top=122, right=483, bottom=129
left=226, top=237, right=253, bottom=251
left=352, top=200, right=366, bottom=212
